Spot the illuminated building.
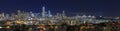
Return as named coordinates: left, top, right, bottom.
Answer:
left=42, top=6, right=46, bottom=17
left=82, top=15, right=87, bottom=18
left=0, top=13, right=5, bottom=20
left=0, top=13, right=5, bottom=17
left=88, top=15, right=92, bottom=18
left=48, top=10, right=52, bottom=17
left=17, top=10, right=22, bottom=19
left=5, top=14, right=10, bottom=19
left=30, top=11, right=34, bottom=17
left=62, top=10, right=65, bottom=17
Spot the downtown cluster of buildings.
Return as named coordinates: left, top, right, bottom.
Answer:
left=0, top=6, right=71, bottom=21
left=0, top=6, right=54, bottom=20
left=0, top=6, right=119, bottom=25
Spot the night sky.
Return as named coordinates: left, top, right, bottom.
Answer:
left=0, top=0, right=120, bottom=17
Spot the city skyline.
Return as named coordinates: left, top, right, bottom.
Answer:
left=0, top=0, right=120, bottom=17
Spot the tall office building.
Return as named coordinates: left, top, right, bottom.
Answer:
left=30, top=11, right=35, bottom=17
left=5, top=14, right=9, bottom=19
left=48, top=10, right=52, bottom=17
left=2, top=13, right=5, bottom=17
left=17, top=10, right=23, bottom=20
left=18, top=10, right=21, bottom=14
left=42, top=6, right=46, bottom=17
left=62, top=10, right=65, bottom=17
left=17, top=10, right=22, bottom=17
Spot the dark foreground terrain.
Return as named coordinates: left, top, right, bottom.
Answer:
left=0, top=22, right=120, bottom=31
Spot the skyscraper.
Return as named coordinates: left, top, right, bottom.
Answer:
left=48, top=10, right=52, bottom=17
left=30, top=11, right=35, bottom=17
left=17, top=10, right=22, bottom=19
left=2, top=13, right=5, bottom=17
left=42, top=6, right=46, bottom=17
left=62, top=10, right=65, bottom=17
